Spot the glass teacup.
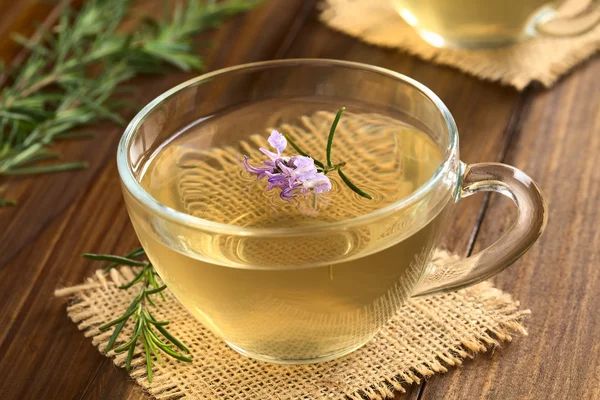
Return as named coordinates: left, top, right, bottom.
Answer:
left=117, top=59, right=547, bottom=364
left=392, top=0, right=600, bottom=48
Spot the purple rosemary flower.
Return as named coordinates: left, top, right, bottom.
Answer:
left=240, top=130, right=331, bottom=201
left=239, top=107, right=372, bottom=205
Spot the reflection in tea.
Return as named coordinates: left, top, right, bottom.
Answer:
left=393, top=0, right=549, bottom=46
left=134, top=103, right=451, bottom=362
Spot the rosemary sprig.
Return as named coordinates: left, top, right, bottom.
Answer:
left=337, top=168, right=372, bottom=199
left=288, top=107, right=372, bottom=199
left=83, top=248, right=191, bottom=383
left=0, top=0, right=259, bottom=207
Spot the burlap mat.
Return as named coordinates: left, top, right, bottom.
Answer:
left=320, top=0, right=600, bottom=89
left=55, top=251, right=529, bottom=399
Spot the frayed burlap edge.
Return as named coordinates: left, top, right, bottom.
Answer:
left=319, top=0, right=600, bottom=89
left=55, top=251, right=530, bottom=400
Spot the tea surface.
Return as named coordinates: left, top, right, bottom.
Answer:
left=141, top=104, right=442, bottom=227
left=136, top=102, right=450, bottom=361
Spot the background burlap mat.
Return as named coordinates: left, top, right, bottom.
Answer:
left=56, top=251, right=529, bottom=400
left=320, top=0, right=600, bottom=89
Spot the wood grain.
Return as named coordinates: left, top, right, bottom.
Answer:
left=0, top=0, right=598, bottom=399
left=416, top=55, right=600, bottom=400
left=0, top=0, right=55, bottom=63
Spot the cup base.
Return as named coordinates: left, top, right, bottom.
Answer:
left=225, top=339, right=371, bottom=365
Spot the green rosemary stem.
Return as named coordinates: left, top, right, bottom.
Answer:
left=326, top=107, right=345, bottom=168
left=1, top=161, right=88, bottom=175
left=14, top=72, right=61, bottom=101
left=320, top=161, right=346, bottom=174
left=338, top=168, right=373, bottom=200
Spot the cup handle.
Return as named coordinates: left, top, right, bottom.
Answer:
left=534, top=0, right=600, bottom=37
left=412, top=162, right=548, bottom=297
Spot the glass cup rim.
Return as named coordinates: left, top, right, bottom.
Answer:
left=117, top=58, right=459, bottom=237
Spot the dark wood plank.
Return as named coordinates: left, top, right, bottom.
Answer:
left=418, top=56, right=600, bottom=399
left=0, top=1, right=310, bottom=399
left=0, top=0, right=55, bottom=63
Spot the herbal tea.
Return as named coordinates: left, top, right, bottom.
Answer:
left=133, top=101, right=451, bottom=362
left=393, top=0, right=548, bottom=46
left=120, top=61, right=547, bottom=365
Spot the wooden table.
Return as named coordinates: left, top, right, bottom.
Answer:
left=1, top=1, right=598, bottom=399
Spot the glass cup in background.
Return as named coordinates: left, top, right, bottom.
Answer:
left=392, top=0, right=600, bottom=48
left=117, top=59, right=547, bottom=364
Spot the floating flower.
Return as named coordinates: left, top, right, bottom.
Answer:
left=239, top=107, right=372, bottom=207
left=240, top=130, right=331, bottom=201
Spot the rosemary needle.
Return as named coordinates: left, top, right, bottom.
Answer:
left=84, top=248, right=191, bottom=383
left=326, top=107, right=345, bottom=168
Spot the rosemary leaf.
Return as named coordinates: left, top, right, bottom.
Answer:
left=142, top=333, right=153, bottom=383
left=145, top=294, right=157, bottom=308
left=338, top=168, right=373, bottom=200
left=326, top=107, right=345, bottom=168
left=98, top=305, right=138, bottom=331
left=12, top=151, right=61, bottom=166
left=105, top=302, right=139, bottom=352
left=2, top=161, right=88, bottom=175
left=153, top=319, right=191, bottom=353
left=83, top=253, right=146, bottom=266
left=105, top=247, right=145, bottom=272
left=113, top=325, right=141, bottom=353
left=148, top=332, right=193, bottom=363
left=144, top=329, right=164, bottom=365
left=118, top=267, right=147, bottom=289
left=145, top=285, right=167, bottom=295
left=125, top=338, right=136, bottom=371
left=148, top=320, right=170, bottom=327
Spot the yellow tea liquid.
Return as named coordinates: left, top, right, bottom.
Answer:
left=133, top=102, right=451, bottom=362
left=393, top=0, right=549, bottom=46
